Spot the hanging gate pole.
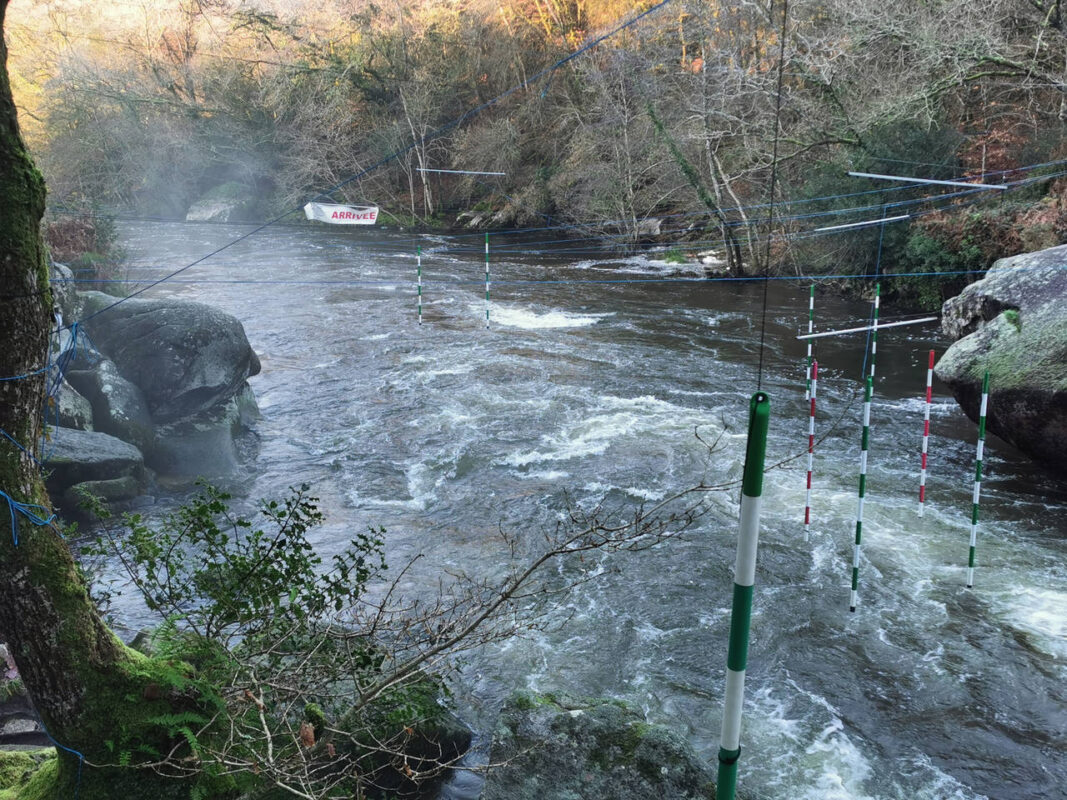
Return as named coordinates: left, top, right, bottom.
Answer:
left=417, top=246, right=423, bottom=325
left=484, top=232, right=491, bottom=329
left=850, top=376, right=873, bottom=612
left=804, top=361, right=818, bottom=539
left=717, top=391, right=770, bottom=800
left=967, top=372, right=990, bottom=588
left=918, top=350, right=934, bottom=516
left=868, top=283, right=881, bottom=379
left=805, top=284, right=815, bottom=400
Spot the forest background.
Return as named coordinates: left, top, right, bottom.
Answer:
left=8, top=0, right=1067, bottom=306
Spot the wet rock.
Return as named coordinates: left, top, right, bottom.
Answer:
left=148, top=383, right=259, bottom=476
left=62, top=476, right=144, bottom=508
left=483, top=693, right=716, bottom=800
left=55, top=379, right=93, bottom=431
left=936, top=245, right=1067, bottom=472
left=67, top=359, right=154, bottom=450
left=43, top=427, right=146, bottom=503
left=80, top=291, right=261, bottom=422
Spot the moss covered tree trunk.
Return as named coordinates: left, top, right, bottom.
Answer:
left=0, top=5, right=201, bottom=798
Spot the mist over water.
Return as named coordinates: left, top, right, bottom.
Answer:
left=110, top=221, right=1067, bottom=800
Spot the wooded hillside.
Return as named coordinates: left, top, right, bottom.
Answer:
left=7, top=0, right=1067, bottom=296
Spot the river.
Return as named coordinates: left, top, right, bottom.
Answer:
left=107, top=220, right=1066, bottom=800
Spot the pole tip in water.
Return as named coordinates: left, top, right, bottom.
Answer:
left=849, top=606, right=856, bottom=613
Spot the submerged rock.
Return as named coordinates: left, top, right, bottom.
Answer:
left=936, top=245, right=1067, bottom=472
left=483, top=693, right=717, bottom=800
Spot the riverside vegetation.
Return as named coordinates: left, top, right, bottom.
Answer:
left=8, top=0, right=1067, bottom=305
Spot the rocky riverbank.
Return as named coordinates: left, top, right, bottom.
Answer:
left=44, top=264, right=262, bottom=514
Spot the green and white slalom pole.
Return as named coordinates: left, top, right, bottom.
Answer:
left=803, top=361, right=818, bottom=540
left=717, top=391, right=770, bottom=800
left=850, top=376, right=873, bottom=613
left=868, top=283, right=881, bottom=380
left=918, top=350, right=934, bottom=516
left=967, top=371, right=990, bottom=589
left=484, top=232, right=490, bottom=329
left=417, top=246, right=423, bottom=325
left=805, top=284, right=815, bottom=400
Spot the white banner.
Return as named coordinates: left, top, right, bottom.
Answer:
left=303, top=202, right=379, bottom=225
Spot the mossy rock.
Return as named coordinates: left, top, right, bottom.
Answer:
left=0, top=751, right=56, bottom=800
left=484, top=693, right=719, bottom=800
left=937, top=244, right=1067, bottom=472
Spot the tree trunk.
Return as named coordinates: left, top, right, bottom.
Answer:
left=0, top=6, right=199, bottom=797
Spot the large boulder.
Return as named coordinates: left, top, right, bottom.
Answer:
left=66, top=359, right=154, bottom=450
left=483, top=694, right=717, bottom=800
left=936, top=245, right=1067, bottom=471
left=80, top=291, right=261, bottom=422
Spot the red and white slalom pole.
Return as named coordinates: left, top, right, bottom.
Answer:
left=804, top=360, right=818, bottom=539
left=918, top=350, right=934, bottom=516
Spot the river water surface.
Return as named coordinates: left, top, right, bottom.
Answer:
left=108, top=221, right=1066, bottom=800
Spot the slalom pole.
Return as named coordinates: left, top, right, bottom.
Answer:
left=717, top=391, right=770, bottom=800
left=417, top=246, right=423, bottom=325
left=484, top=232, right=490, bottom=329
left=868, top=283, right=881, bottom=380
left=803, top=361, right=818, bottom=539
left=967, top=371, right=990, bottom=588
left=805, top=284, right=815, bottom=400
left=918, top=350, right=934, bottom=516
left=850, top=376, right=873, bottom=612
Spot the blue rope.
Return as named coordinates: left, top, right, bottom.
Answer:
left=1, top=489, right=56, bottom=547
left=46, top=157, right=1067, bottom=233
left=1, top=429, right=43, bottom=468
left=51, top=262, right=1058, bottom=290
left=63, top=164, right=1063, bottom=265
left=39, top=719, right=85, bottom=800
left=0, top=363, right=51, bottom=383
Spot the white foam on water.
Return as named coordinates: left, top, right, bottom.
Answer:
left=425, top=364, right=477, bottom=378
left=346, top=462, right=434, bottom=512
left=361, top=332, right=392, bottom=341
left=499, top=394, right=704, bottom=468
left=569, top=254, right=705, bottom=276
left=994, top=586, right=1067, bottom=660
left=513, top=469, right=571, bottom=481
left=875, top=397, right=959, bottom=417
left=474, top=302, right=611, bottom=329
left=746, top=684, right=877, bottom=800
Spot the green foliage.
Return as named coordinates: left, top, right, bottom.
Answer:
left=89, top=483, right=385, bottom=647
left=80, top=483, right=402, bottom=796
